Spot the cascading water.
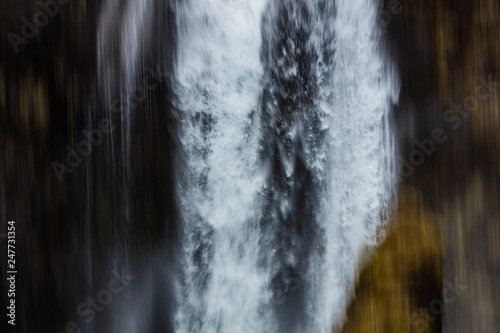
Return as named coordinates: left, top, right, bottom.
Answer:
left=315, top=0, right=399, bottom=329
left=174, top=1, right=271, bottom=332
left=99, top=0, right=399, bottom=331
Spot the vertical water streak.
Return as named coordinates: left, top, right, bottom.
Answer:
left=174, top=1, right=271, bottom=332
left=258, top=1, right=334, bottom=331
left=97, top=0, right=155, bottom=258
left=96, top=0, right=158, bottom=332
left=316, top=0, right=399, bottom=330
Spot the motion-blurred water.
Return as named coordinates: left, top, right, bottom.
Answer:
left=163, top=0, right=398, bottom=331
left=5, top=0, right=500, bottom=332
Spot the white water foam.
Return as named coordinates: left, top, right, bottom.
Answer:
left=173, top=0, right=399, bottom=331
left=174, top=1, right=272, bottom=332
left=314, top=0, right=398, bottom=329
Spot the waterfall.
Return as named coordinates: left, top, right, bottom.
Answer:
left=174, top=1, right=271, bottom=332
left=98, top=0, right=399, bottom=331
left=317, top=0, right=398, bottom=328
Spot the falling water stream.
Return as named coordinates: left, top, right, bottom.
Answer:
left=97, top=0, right=399, bottom=331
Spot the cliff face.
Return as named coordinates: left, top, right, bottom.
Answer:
left=1, top=1, right=180, bottom=332
left=341, top=0, right=500, bottom=332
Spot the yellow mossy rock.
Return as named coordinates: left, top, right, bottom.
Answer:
left=340, top=186, right=444, bottom=333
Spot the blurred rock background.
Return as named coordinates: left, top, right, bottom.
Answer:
left=341, top=0, right=500, bottom=332
left=1, top=1, right=181, bottom=332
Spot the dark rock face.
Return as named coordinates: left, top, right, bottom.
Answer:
left=1, top=1, right=180, bottom=332
left=342, top=0, right=500, bottom=332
